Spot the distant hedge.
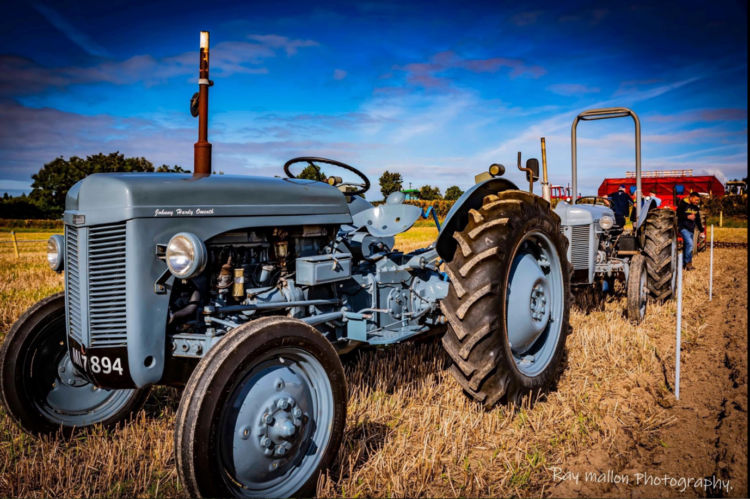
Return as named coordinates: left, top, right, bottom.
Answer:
left=0, top=219, right=64, bottom=229
left=702, top=194, right=747, bottom=219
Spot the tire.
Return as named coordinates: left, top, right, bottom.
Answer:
left=695, top=211, right=707, bottom=253
left=440, top=190, right=572, bottom=408
left=642, top=209, right=677, bottom=301
left=0, top=292, right=150, bottom=437
left=627, top=255, right=648, bottom=324
left=175, top=316, right=347, bottom=498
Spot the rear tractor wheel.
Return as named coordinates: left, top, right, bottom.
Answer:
left=641, top=209, right=677, bottom=301
left=440, top=190, right=572, bottom=408
left=695, top=210, right=708, bottom=254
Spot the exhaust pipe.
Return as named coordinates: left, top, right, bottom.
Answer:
left=541, top=137, right=551, bottom=202
left=194, top=31, right=212, bottom=177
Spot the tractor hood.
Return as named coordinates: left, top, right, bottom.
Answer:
left=64, top=173, right=352, bottom=226
left=554, top=201, right=615, bottom=226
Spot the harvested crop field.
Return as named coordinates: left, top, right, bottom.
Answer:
left=0, top=228, right=747, bottom=498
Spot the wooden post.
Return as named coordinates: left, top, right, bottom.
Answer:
left=719, top=211, right=723, bottom=227
left=10, top=231, right=19, bottom=258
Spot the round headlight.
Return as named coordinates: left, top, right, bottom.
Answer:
left=599, top=216, right=614, bottom=230
left=166, top=232, right=207, bottom=279
left=47, top=235, right=65, bottom=272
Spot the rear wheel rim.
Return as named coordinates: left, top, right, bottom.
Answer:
left=24, top=315, right=135, bottom=426
left=505, top=231, right=565, bottom=377
left=219, top=347, right=334, bottom=498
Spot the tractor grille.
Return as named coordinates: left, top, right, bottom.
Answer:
left=569, top=225, right=591, bottom=270
left=88, top=223, right=128, bottom=346
left=64, top=222, right=128, bottom=347
left=65, top=226, right=84, bottom=345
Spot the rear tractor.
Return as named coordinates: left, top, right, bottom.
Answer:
left=554, top=108, right=678, bottom=322
left=0, top=32, right=572, bottom=498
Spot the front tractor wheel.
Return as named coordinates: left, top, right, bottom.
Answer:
left=175, top=317, right=347, bottom=499
left=0, top=292, right=150, bottom=436
left=440, top=190, right=572, bottom=408
left=627, top=255, right=649, bottom=324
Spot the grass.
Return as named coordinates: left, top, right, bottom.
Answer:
left=705, top=216, right=747, bottom=228
left=0, top=228, right=746, bottom=497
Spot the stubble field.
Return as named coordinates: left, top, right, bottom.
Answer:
left=0, top=227, right=746, bottom=498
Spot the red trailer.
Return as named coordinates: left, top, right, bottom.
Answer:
left=597, top=170, right=724, bottom=209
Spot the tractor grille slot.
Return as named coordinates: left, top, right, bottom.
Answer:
left=88, top=223, right=128, bottom=347
left=569, top=225, right=591, bottom=270
left=65, top=226, right=84, bottom=345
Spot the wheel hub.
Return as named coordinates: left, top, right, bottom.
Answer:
left=229, top=364, right=318, bottom=485
left=530, top=283, right=547, bottom=321
left=507, top=252, right=551, bottom=354
left=254, top=394, right=305, bottom=459
left=57, top=354, right=88, bottom=388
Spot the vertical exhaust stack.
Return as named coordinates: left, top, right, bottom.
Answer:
left=194, top=31, right=212, bottom=177
left=541, top=138, right=551, bottom=202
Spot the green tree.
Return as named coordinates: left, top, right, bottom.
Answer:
left=419, top=185, right=442, bottom=201
left=297, top=164, right=327, bottom=181
left=29, top=152, right=156, bottom=217
left=444, top=185, right=464, bottom=201
left=379, top=171, right=403, bottom=200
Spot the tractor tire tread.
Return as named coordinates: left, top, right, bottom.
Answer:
left=439, top=190, right=572, bottom=408
left=642, top=209, right=677, bottom=302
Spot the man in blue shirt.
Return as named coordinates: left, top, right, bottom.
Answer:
left=608, top=185, right=634, bottom=228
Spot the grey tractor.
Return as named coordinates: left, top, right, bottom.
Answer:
left=0, top=32, right=573, bottom=498
left=554, top=108, right=679, bottom=322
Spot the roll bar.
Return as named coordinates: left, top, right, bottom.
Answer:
left=571, top=107, right=642, bottom=222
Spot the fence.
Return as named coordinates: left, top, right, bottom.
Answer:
left=0, top=218, right=64, bottom=229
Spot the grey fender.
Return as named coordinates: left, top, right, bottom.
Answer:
left=346, top=195, right=374, bottom=217
left=436, top=178, right=518, bottom=262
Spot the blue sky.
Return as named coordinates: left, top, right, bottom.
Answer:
left=0, top=0, right=746, bottom=198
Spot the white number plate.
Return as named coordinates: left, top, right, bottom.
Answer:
left=71, top=349, right=124, bottom=376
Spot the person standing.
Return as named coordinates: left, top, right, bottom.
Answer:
left=608, top=184, right=634, bottom=228
left=677, top=192, right=704, bottom=271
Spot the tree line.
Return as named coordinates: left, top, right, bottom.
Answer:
left=1, top=152, right=189, bottom=219
left=378, top=171, right=463, bottom=201
left=295, top=166, right=464, bottom=201
left=1, top=154, right=464, bottom=220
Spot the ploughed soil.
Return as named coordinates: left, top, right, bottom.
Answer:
left=551, top=248, right=747, bottom=498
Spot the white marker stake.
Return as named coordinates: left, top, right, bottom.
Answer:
left=675, top=252, right=683, bottom=400
left=709, top=225, right=714, bottom=301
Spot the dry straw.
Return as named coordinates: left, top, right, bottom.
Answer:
left=0, top=229, right=745, bottom=497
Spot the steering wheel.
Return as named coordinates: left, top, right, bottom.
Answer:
left=577, top=196, right=614, bottom=209
left=283, top=157, right=371, bottom=196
